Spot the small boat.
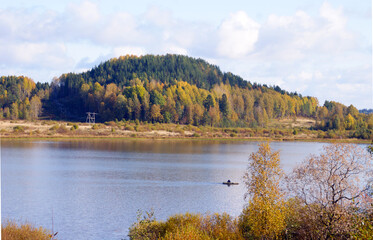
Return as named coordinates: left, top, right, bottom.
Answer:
left=222, top=180, right=239, bottom=185
left=223, top=182, right=239, bottom=185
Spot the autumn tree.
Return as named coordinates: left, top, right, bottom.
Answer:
left=114, top=94, right=128, bottom=120
left=287, top=143, right=373, bottom=239
left=80, top=83, right=90, bottom=97
left=344, top=113, right=356, bottom=130
left=3, top=107, right=10, bottom=118
left=150, top=90, right=166, bottom=106
left=346, top=104, right=359, bottom=118
left=10, top=102, right=19, bottom=120
left=208, top=106, right=220, bottom=127
left=132, top=94, right=141, bottom=120
left=29, top=96, right=42, bottom=120
left=150, top=104, right=162, bottom=123
left=192, top=103, right=204, bottom=126
left=240, top=142, right=286, bottom=239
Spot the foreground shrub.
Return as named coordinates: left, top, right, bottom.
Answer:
left=56, top=124, right=68, bottom=134
left=129, top=212, right=243, bottom=240
left=1, top=220, right=56, bottom=240
left=283, top=199, right=373, bottom=240
left=13, top=125, right=24, bottom=133
left=162, top=224, right=211, bottom=240
left=282, top=198, right=328, bottom=239
left=351, top=213, right=373, bottom=239
left=70, top=124, right=79, bottom=130
left=125, top=125, right=135, bottom=131
left=192, top=133, right=200, bottom=137
left=104, top=121, right=116, bottom=127
left=128, top=211, right=166, bottom=240
left=92, top=124, right=101, bottom=130
left=203, top=213, right=242, bottom=239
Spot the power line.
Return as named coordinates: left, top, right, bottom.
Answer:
left=86, top=112, right=97, bottom=124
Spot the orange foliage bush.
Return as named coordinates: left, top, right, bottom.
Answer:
left=2, top=220, right=56, bottom=240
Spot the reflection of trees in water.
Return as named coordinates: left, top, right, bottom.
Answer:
left=44, top=139, right=248, bottom=154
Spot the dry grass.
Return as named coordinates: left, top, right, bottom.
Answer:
left=1, top=119, right=368, bottom=143
left=1, top=220, right=56, bottom=240
left=268, top=117, right=316, bottom=129
left=0, top=120, right=186, bottom=138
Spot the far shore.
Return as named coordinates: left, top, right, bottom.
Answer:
left=1, top=120, right=371, bottom=144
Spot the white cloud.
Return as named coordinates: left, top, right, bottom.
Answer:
left=0, top=41, right=73, bottom=69
left=0, top=8, right=61, bottom=42
left=162, top=45, right=188, bottom=55
left=0, top=1, right=370, bottom=108
left=255, top=2, right=356, bottom=63
left=298, top=71, right=312, bottom=81
left=99, top=12, right=142, bottom=45
left=113, top=46, right=146, bottom=57
left=144, top=6, right=174, bottom=27
left=251, top=77, right=285, bottom=87
left=336, top=83, right=363, bottom=92
left=217, top=11, right=260, bottom=58
left=67, top=0, right=101, bottom=24
left=320, top=2, right=346, bottom=29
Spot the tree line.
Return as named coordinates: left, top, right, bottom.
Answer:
left=0, top=76, right=49, bottom=120
left=315, top=101, right=373, bottom=139
left=0, top=54, right=372, bottom=138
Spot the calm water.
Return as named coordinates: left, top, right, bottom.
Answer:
left=1, top=139, right=329, bottom=240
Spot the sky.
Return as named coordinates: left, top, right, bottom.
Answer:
left=0, top=0, right=372, bottom=109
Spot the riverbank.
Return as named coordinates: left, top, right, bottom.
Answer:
left=0, top=120, right=371, bottom=144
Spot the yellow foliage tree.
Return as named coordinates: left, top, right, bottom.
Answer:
left=150, top=104, right=163, bottom=122
left=30, top=96, right=42, bottom=120
left=344, top=113, right=356, bottom=130
left=241, top=142, right=286, bottom=239
left=208, top=106, right=220, bottom=127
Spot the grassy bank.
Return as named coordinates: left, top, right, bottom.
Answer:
left=1, top=119, right=371, bottom=144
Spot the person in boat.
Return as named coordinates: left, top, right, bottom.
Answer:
left=227, top=180, right=231, bottom=183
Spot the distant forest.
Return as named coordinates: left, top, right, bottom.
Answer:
left=360, top=109, right=373, bottom=114
left=1, top=54, right=372, bottom=138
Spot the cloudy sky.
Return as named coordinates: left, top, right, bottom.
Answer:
left=1, top=0, right=371, bottom=109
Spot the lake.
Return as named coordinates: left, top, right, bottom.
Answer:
left=1, top=139, right=331, bottom=239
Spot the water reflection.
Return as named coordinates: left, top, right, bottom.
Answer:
left=2, top=139, right=260, bottom=154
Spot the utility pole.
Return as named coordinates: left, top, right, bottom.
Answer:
left=86, top=112, right=97, bottom=124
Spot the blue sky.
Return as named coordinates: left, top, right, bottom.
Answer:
left=1, top=0, right=371, bottom=109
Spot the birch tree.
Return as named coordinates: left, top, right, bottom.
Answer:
left=287, top=143, right=373, bottom=239
left=241, top=142, right=286, bottom=239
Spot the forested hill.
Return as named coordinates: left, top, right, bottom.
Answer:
left=53, top=54, right=317, bottom=124
left=79, top=54, right=249, bottom=90
left=57, top=54, right=300, bottom=96
left=1, top=54, right=372, bottom=138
